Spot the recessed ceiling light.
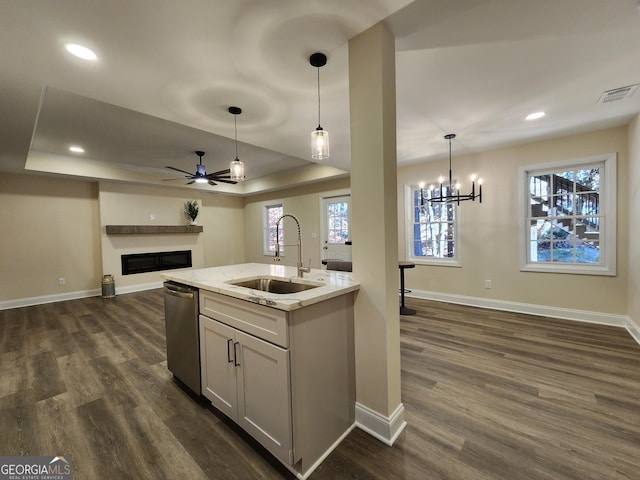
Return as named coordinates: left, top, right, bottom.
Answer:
left=525, top=111, right=546, bottom=121
left=65, top=43, right=97, bottom=61
left=69, top=146, right=85, bottom=153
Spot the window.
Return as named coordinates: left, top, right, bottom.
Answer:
left=522, top=153, right=616, bottom=275
left=406, top=184, right=460, bottom=265
left=263, top=203, right=283, bottom=256
left=321, top=193, right=352, bottom=262
left=327, top=200, right=349, bottom=244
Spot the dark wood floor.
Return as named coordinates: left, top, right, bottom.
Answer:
left=1, top=291, right=639, bottom=479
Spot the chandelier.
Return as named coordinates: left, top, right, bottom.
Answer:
left=421, top=133, right=482, bottom=205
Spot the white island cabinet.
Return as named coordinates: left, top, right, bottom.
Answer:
left=163, top=263, right=359, bottom=479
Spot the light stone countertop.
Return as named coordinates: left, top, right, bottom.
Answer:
left=162, top=262, right=359, bottom=311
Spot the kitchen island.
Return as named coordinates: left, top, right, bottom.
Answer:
left=163, top=263, right=359, bottom=479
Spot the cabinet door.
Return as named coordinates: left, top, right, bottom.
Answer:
left=199, top=315, right=238, bottom=420
left=235, top=330, right=293, bottom=465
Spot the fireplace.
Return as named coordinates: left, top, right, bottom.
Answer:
left=121, top=250, right=192, bottom=275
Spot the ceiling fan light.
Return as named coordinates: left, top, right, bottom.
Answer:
left=230, top=159, right=245, bottom=181
left=195, top=177, right=208, bottom=184
left=311, top=128, right=329, bottom=160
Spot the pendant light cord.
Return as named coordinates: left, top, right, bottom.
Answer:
left=234, top=113, right=238, bottom=160
left=316, top=67, right=321, bottom=128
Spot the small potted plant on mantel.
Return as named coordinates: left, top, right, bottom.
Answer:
left=184, top=199, right=199, bottom=225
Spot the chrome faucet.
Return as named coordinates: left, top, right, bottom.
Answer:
left=274, top=214, right=311, bottom=278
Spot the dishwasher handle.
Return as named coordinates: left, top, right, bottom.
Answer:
left=164, top=283, right=195, bottom=299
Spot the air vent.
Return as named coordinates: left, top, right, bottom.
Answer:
left=597, top=84, right=638, bottom=104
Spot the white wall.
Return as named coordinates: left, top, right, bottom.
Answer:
left=243, top=178, right=350, bottom=269
left=99, top=182, right=245, bottom=289
left=627, top=115, right=640, bottom=331
left=0, top=175, right=244, bottom=306
left=0, top=173, right=101, bottom=302
left=397, top=126, right=629, bottom=316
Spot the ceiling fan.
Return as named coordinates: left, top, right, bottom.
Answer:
left=164, top=150, right=237, bottom=186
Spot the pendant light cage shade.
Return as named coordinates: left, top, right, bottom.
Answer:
left=228, top=106, right=245, bottom=181
left=311, top=128, right=329, bottom=160
left=310, top=52, right=329, bottom=160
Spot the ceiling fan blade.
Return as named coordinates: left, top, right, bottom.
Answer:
left=186, top=180, right=196, bottom=185
left=206, top=169, right=231, bottom=177
left=165, top=165, right=194, bottom=176
left=215, top=179, right=238, bottom=184
left=208, top=180, right=217, bottom=186
left=162, top=178, right=182, bottom=181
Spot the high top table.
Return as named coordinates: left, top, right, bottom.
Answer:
left=399, top=261, right=416, bottom=315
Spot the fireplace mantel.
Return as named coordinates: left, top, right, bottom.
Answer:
left=105, top=225, right=203, bottom=235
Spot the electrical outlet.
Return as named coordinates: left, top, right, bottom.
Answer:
left=484, top=279, right=492, bottom=289
left=150, top=214, right=155, bottom=221
left=58, top=277, right=66, bottom=286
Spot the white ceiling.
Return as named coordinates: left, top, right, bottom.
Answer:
left=1, top=0, right=639, bottom=194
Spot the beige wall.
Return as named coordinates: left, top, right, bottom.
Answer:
left=201, top=193, right=245, bottom=267
left=0, top=173, right=101, bottom=301
left=0, top=175, right=244, bottom=304
left=398, top=126, right=629, bottom=315
left=99, top=182, right=244, bottom=288
left=628, top=115, right=640, bottom=328
left=242, top=178, right=350, bottom=268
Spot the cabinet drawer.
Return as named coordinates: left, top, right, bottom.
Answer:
left=200, top=291, right=289, bottom=348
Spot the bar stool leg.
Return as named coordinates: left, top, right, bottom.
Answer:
left=400, top=266, right=416, bottom=315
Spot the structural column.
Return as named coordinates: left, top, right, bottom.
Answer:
left=349, top=22, right=405, bottom=444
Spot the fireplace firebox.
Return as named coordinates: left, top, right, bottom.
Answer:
left=121, top=250, right=192, bottom=275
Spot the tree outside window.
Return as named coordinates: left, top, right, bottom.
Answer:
left=407, top=184, right=459, bottom=265
left=263, top=203, right=283, bottom=255
left=522, top=153, right=616, bottom=276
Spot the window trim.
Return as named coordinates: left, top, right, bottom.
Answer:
left=404, top=184, right=462, bottom=267
left=262, top=201, right=284, bottom=257
left=519, top=153, right=616, bottom=276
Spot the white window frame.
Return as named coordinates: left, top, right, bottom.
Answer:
left=262, top=201, right=284, bottom=257
left=520, top=153, right=616, bottom=276
left=404, top=184, right=462, bottom=266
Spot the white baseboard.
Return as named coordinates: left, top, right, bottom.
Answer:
left=0, top=282, right=163, bottom=311
left=626, top=318, right=640, bottom=346
left=115, top=281, right=163, bottom=295
left=0, top=289, right=101, bottom=310
left=406, top=289, right=639, bottom=347
left=355, top=402, right=407, bottom=446
left=287, top=423, right=356, bottom=480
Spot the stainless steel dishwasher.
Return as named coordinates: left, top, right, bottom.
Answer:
left=163, top=281, right=201, bottom=395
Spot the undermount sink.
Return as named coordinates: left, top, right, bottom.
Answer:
left=228, top=276, right=322, bottom=294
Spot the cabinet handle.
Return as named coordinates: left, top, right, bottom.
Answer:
left=227, top=338, right=233, bottom=363
left=233, top=342, right=240, bottom=367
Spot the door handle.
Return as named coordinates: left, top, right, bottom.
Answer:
left=233, top=342, right=240, bottom=367
left=227, top=338, right=233, bottom=363
left=164, top=286, right=194, bottom=299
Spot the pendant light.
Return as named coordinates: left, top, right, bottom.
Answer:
left=422, top=133, right=483, bottom=205
left=228, top=106, right=245, bottom=181
left=310, top=52, right=329, bottom=160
